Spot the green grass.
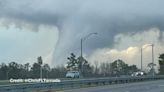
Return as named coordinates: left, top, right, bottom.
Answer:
left=0, top=80, right=10, bottom=85
left=0, top=80, right=28, bottom=85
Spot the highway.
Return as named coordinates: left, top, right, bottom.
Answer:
left=0, top=76, right=164, bottom=92
left=64, top=80, right=164, bottom=92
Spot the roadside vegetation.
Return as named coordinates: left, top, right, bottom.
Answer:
left=0, top=53, right=164, bottom=80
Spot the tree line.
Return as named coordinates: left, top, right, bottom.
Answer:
left=0, top=53, right=164, bottom=80
left=0, top=56, right=67, bottom=80
left=66, top=53, right=139, bottom=77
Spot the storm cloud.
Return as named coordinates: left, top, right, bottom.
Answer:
left=0, top=0, right=164, bottom=65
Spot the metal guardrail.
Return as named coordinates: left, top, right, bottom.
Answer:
left=0, top=75, right=164, bottom=92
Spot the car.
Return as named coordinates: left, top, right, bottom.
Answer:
left=131, top=71, right=146, bottom=77
left=66, top=71, right=80, bottom=78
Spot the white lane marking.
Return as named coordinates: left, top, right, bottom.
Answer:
left=125, top=91, right=130, bottom=92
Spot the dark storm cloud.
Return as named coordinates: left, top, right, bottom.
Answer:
left=0, top=0, right=164, bottom=64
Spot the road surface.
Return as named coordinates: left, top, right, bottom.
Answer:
left=64, top=80, right=164, bottom=92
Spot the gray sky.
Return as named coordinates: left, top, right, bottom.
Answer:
left=0, top=24, right=58, bottom=64
left=0, top=0, right=164, bottom=69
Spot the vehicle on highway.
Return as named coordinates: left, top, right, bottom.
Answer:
left=66, top=71, right=80, bottom=78
left=131, top=71, right=146, bottom=77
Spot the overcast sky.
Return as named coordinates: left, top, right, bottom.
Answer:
left=0, top=24, right=58, bottom=64
left=0, top=0, right=164, bottom=70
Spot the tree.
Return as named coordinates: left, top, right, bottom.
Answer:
left=0, top=62, right=32, bottom=79
left=8, top=62, right=20, bottom=78
left=128, top=65, right=138, bottom=74
left=31, top=56, right=43, bottom=78
left=37, top=56, right=43, bottom=78
left=77, top=56, right=88, bottom=72
left=24, top=63, right=30, bottom=71
left=110, top=59, right=127, bottom=76
left=100, top=62, right=111, bottom=77
left=110, top=59, right=138, bottom=76
left=67, top=53, right=78, bottom=70
left=159, top=53, right=164, bottom=75
left=0, top=63, right=8, bottom=80
left=37, top=56, right=43, bottom=65
left=94, top=61, right=100, bottom=77
left=66, top=53, right=93, bottom=77
left=42, top=64, right=50, bottom=78
left=49, top=66, right=67, bottom=78
left=147, top=63, right=156, bottom=69
left=30, top=62, right=40, bottom=78
left=147, top=62, right=156, bottom=75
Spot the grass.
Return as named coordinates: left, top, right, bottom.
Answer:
left=0, top=80, right=10, bottom=85
left=0, top=80, right=31, bottom=85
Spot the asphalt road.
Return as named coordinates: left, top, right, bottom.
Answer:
left=64, top=80, right=164, bottom=92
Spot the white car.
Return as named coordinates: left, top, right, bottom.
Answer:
left=131, top=71, right=145, bottom=77
left=66, top=71, right=80, bottom=78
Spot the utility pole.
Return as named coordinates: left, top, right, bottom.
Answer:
left=40, top=65, right=42, bottom=79
left=141, top=48, right=143, bottom=71
left=80, top=33, right=97, bottom=58
left=142, top=44, right=155, bottom=76
left=80, top=38, right=83, bottom=75
left=80, top=33, right=97, bottom=76
left=81, top=39, right=83, bottom=57
left=152, top=44, right=155, bottom=77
